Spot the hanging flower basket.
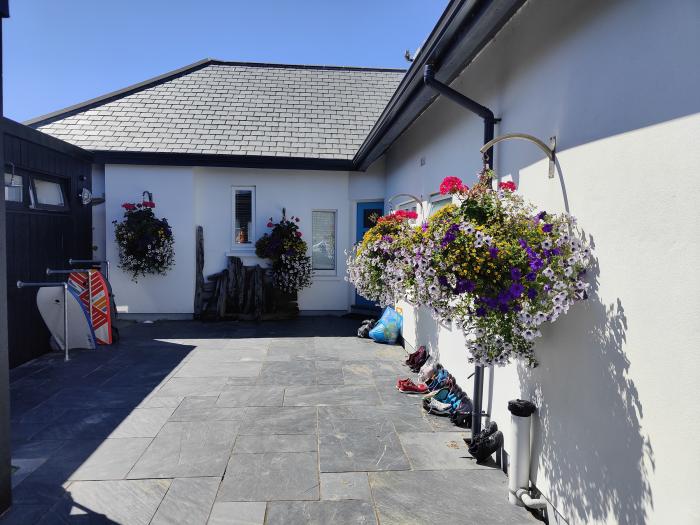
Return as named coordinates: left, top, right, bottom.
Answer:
left=347, top=170, right=592, bottom=367
left=255, top=213, right=312, bottom=294
left=113, top=192, right=175, bottom=281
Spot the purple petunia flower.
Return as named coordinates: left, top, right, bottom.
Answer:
left=510, top=267, right=522, bottom=281
left=489, top=246, right=499, bottom=258
left=382, top=235, right=394, bottom=243
left=529, top=258, right=544, bottom=271
left=525, top=272, right=537, bottom=282
left=438, top=275, right=449, bottom=287
left=498, top=304, right=510, bottom=313
left=454, top=279, right=475, bottom=294
left=509, top=282, right=525, bottom=298
left=543, top=223, right=553, bottom=233
left=475, top=307, right=487, bottom=317
left=421, top=221, right=428, bottom=232
left=527, top=288, right=538, bottom=299
left=537, top=211, right=547, bottom=221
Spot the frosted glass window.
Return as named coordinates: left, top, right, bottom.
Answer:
left=4, top=172, right=22, bottom=202
left=312, top=210, right=336, bottom=271
left=33, top=178, right=65, bottom=207
left=232, top=187, right=254, bottom=246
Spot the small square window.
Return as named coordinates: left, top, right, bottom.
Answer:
left=232, top=187, right=255, bottom=247
left=312, top=210, right=336, bottom=271
left=4, top=172, right=23, bottom=203
left=29, top=176, right=68, bottom=210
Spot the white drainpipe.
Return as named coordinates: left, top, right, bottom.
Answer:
left=507, top=399, right=546, bottom=509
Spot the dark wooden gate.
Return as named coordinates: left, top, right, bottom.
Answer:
left=3, top=118, right=93, bottom=367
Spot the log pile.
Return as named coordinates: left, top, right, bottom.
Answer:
left=194, top=226, right=299, bottom=321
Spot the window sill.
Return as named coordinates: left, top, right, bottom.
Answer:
left=313, top=275, right=342, bottom=281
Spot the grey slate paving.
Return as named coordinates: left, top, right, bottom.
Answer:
left=207, top=502, right=266, bottom=525
left=257, top=361, right=316, bottom=385
left=45, top=479, right=171, bottom=525
left=36, top=62, right=405, bottom=160
left=218, top=452, right=319, bottom=501
left=151, top=477, right=220, bottom=525
left=109, top=407, right=174, bottom=438
left=216, top=386, right=285, bottom=407
left=398, top=431, right=480, bottom=471
left=239, top=407, right=317, bottom=435
left=284, top=384, right=381, bottom=406
left=266, top=500, right=377, bottom=525
left=320, top=472, right=372, bottom=501
left=128, top=421, right=239, bottom=478
left=4, top=318, right=535, bottom=525
left=370, top=470, right=537, bottom=524
left=318, top=418, right=410, bottom=473
left=169, top=396, right=247, bottom=421
left=69, top=438, right=152, bottom=480
left=233, top=434, right=317, bottom=454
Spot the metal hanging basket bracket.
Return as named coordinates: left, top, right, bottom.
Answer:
left=387, top=193, right=424, bottom=215
left=480, top=134, right=557, bottom=179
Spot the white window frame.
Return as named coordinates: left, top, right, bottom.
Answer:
left=311, top=209, right=337, bottom=276
left=428, top=192, right=454, bottom=216
left=231, top=186, right=256, bottom=251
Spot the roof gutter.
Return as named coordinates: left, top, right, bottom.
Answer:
left=353, top=0, right=525, bottom=170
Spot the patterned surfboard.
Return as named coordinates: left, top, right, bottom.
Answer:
left=68, top=269, right=113, bottom=345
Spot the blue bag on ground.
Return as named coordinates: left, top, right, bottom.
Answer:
left=368, top=307, right=402, bottom=344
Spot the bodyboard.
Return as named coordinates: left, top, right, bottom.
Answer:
left=37, top=286, right=96, bottom=350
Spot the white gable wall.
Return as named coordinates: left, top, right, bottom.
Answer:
left=103, top=163, right=385, bottom=315
left=381, top=0, right=700, bottom=523
left=105, top=165, right=196, bottom=315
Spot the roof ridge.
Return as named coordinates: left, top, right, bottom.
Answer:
left=208, top=59, right=407, bottom=73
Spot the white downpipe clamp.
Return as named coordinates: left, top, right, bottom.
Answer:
left=515, top=488, right=548, bottom=510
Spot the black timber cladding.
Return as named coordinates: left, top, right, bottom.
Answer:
left=3, top=118, right=94, bottom=367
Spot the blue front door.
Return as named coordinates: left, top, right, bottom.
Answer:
left=354, top=201, right=384, bottom=308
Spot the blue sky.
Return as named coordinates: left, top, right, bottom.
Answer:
left=3, top=0, right=448, bottom=122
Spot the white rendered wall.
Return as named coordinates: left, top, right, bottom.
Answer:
left=382, top=0, right=700, bottom=523
left=105, top=165, right=196, bottom=315
left=103, top=164, right=375, bottom=315
left=194, top=166, right=356, bottom=312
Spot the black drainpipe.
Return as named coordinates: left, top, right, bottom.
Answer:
left=423, top=63, right=498, bottom=438
left=423, top=64, right=496, bottom=168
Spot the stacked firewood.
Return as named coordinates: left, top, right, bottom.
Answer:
left=193, top=227, right=298, bottom=321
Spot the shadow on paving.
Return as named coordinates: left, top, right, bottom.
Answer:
left=2, top=325, right=195, bottom=524
left=0, top=316, right=538, bottom=524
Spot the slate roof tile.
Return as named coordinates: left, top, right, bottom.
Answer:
left=35, top=61, right=404, bottom=160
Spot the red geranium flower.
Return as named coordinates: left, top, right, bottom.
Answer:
left=499, top=181, right=517, bottom=192
left=142, top=201, right=156, bottom=208
left=122, top=202, right=136, bottom=211
left=295, top=231, right=302, bottom=237
left=439, top=176, right=468, bottom=195
left=267, top=222, right=273, bottom=228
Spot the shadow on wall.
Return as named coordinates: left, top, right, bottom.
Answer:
left=518, top=239, right=654, bottom=525
left=414, top=305, right=442, bottom=363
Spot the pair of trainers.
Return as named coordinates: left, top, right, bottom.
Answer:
left=395, top=378, right=428, bottom=394
left=405, top=346, right=428, bottom=372
left=466, top=421, right=503, bottom=463
left=422, top=386, right=473, bottom=416
left=357, top=318, right=376, bottom=338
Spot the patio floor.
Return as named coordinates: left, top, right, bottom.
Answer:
left=2, top=317, right=536, bottom=524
